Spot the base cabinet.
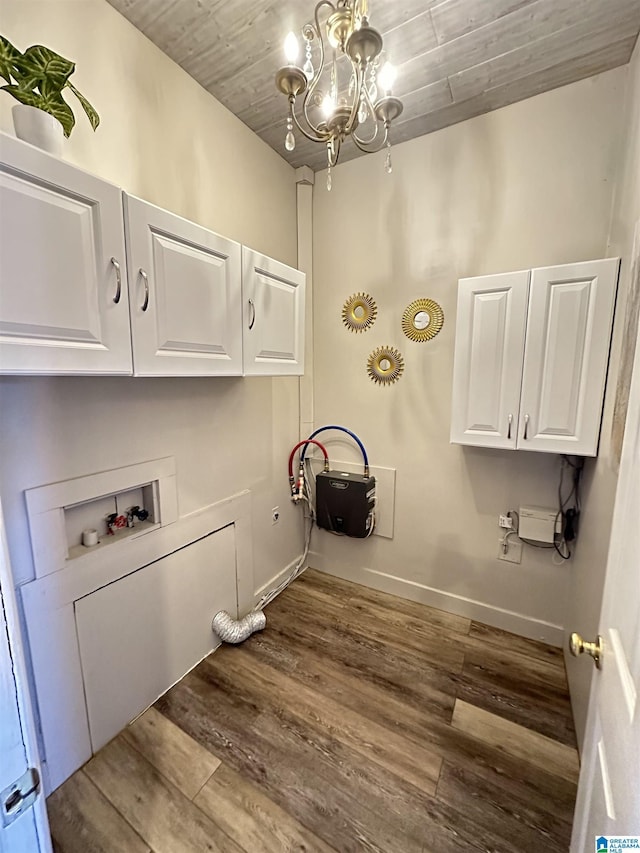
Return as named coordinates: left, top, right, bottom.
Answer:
left=451, top=257, right=619, bottom=456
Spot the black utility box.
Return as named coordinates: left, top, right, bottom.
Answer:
left=315, top=470, right=376, bottom=538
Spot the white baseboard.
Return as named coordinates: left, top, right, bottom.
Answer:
left=253, top=553, right=305, bottom=607
left=308, top=551, right=564, bottom=647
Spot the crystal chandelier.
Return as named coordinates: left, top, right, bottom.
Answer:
left=275, top=0, right=403, bottom=189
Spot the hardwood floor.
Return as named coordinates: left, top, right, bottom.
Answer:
left=48, top=569, right=578, bottom=852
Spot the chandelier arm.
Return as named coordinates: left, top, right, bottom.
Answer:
left=302, top=49, right=324, bottom=133
left=344, top=63, right=364, bottom=136
left=302, top=1, right=332, bottom=129
left=291, top=106, right=331, bottom=144
left=352, top=78, right=381, bottom=146
left=353, top=121, right=380, bottom=146
left=351, top=123, right=389, bottom=154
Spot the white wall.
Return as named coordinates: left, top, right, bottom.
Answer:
left=311, top=68, right=626, bottom=643
left=565, top=38, right=640, bottom=748
left=0, top=0, right=302, bottom=597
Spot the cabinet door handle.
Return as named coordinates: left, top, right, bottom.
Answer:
left=140, top=269, right=150, bottom=312
left=507, top=413, right=513, bottom=439
left=248, top=298, right=256, bottom=330
left=523, top=413, right=530, bottom=440
left=110, top=257, right=122, bottom=304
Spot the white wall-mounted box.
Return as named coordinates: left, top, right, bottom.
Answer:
left=519, top=505, right=557, bottom=543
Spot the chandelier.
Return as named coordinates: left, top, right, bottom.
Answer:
left=275, top=0, right=403, bottom=189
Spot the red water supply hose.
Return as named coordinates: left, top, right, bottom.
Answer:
left=288, top=439, right=329, bottom=500
left=288, top=439, right=329, bottom=478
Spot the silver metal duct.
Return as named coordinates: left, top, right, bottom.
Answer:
left=211, top=610, right=266, bottom=644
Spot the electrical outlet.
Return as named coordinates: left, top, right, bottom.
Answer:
left=271, top=506, right=280, bottom=525
left=499, top=514, right=513, bottom=529
left=498, top=536, right=523, bottom=564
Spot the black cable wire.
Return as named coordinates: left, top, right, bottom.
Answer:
left=553, top=455, right=584, bottom=559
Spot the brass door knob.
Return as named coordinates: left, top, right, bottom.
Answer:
left=569, top=632, right=603, bottom=669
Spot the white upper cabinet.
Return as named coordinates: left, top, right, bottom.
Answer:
left=0, top=135, right=303, bottom=379
left=0, top=134, right=132, bottom=375
left=519, top=259, right=619, bottom=455
left=450, top=270, right=530, bottom=449
left=124, top=195, right=242, bottom=376
left=242, top=247, right=305, bottom=376
left=451, top=257, right=619, bottom=456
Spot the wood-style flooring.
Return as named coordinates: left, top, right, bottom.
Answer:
left=47, top=569, right=579, bottom=852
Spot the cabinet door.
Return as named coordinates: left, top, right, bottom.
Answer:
left=450, top=270, right=530, bottom=448
left=519, top=258, right=619, bottom=456
left=124, top=194, right=242, bottom=376
left=242, top=247, right=305, bottom=376
left=0, top=135, right=131, bottom=375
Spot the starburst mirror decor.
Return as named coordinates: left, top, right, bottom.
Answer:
left=342, top=292, right=377, bottom=332
left=401, top=298, right=444, bottom=342
left=367, top=345, right=404, bottom=385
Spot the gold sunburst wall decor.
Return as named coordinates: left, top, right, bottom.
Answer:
left=367, top=346, right=405, bottom=385
left=402, top=298, right=444, bottom=342
left=342, top=292, right=377, bottom=333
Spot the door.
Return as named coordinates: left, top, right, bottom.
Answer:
left=519, top=258, right=619, bottom=456
left=124, top=195, right=242, bottom=376
left=450, top=270, right=530, bottom=449
left=0, top=500, right=52, bottom=853
left=570, top=323, right=640, bottom=848
left=0, top=134, right=132, bottom=375
left=242, top=247, right=305, bottom=376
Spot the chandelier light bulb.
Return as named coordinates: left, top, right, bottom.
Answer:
left=322, top=93, right=335, bottom=118
left=378, top=61, right=397, bottom=95
left=284, top=31, right=299, bottom=64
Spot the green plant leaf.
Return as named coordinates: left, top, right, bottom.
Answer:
left=1, top=84, right=41, bottom=108
left=41, top=90, right=75, bottom=137
left=13, top=44, right=74, bottom=90
left=0, top=35, right=21, bottom=84
left=16, top=75, right=40, bottom=92
left=66, top=81, right=100, bottom=130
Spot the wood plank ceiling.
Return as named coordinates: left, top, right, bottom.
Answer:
left=107, top=0, right=640, bottom=171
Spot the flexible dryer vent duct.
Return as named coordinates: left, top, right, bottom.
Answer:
left=212, top=610, right=266, bottom=644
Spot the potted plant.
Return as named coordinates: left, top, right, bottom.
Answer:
left=0, top=35, right=99, bottom=155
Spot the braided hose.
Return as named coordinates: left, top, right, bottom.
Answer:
left=212, top=610, right=266, bottom=644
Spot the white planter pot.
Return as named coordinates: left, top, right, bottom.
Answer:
left=12, top=104, right=64, bottom=156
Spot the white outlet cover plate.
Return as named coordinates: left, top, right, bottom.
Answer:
left=498, top=537, right=523, bottom=564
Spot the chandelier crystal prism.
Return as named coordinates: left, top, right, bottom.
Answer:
left=275, top=0, right=403, bottom=187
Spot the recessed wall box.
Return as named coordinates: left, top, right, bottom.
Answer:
left=519, top=505, right=557, bottom=543
left=316, top=470, right=375, bottom=538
